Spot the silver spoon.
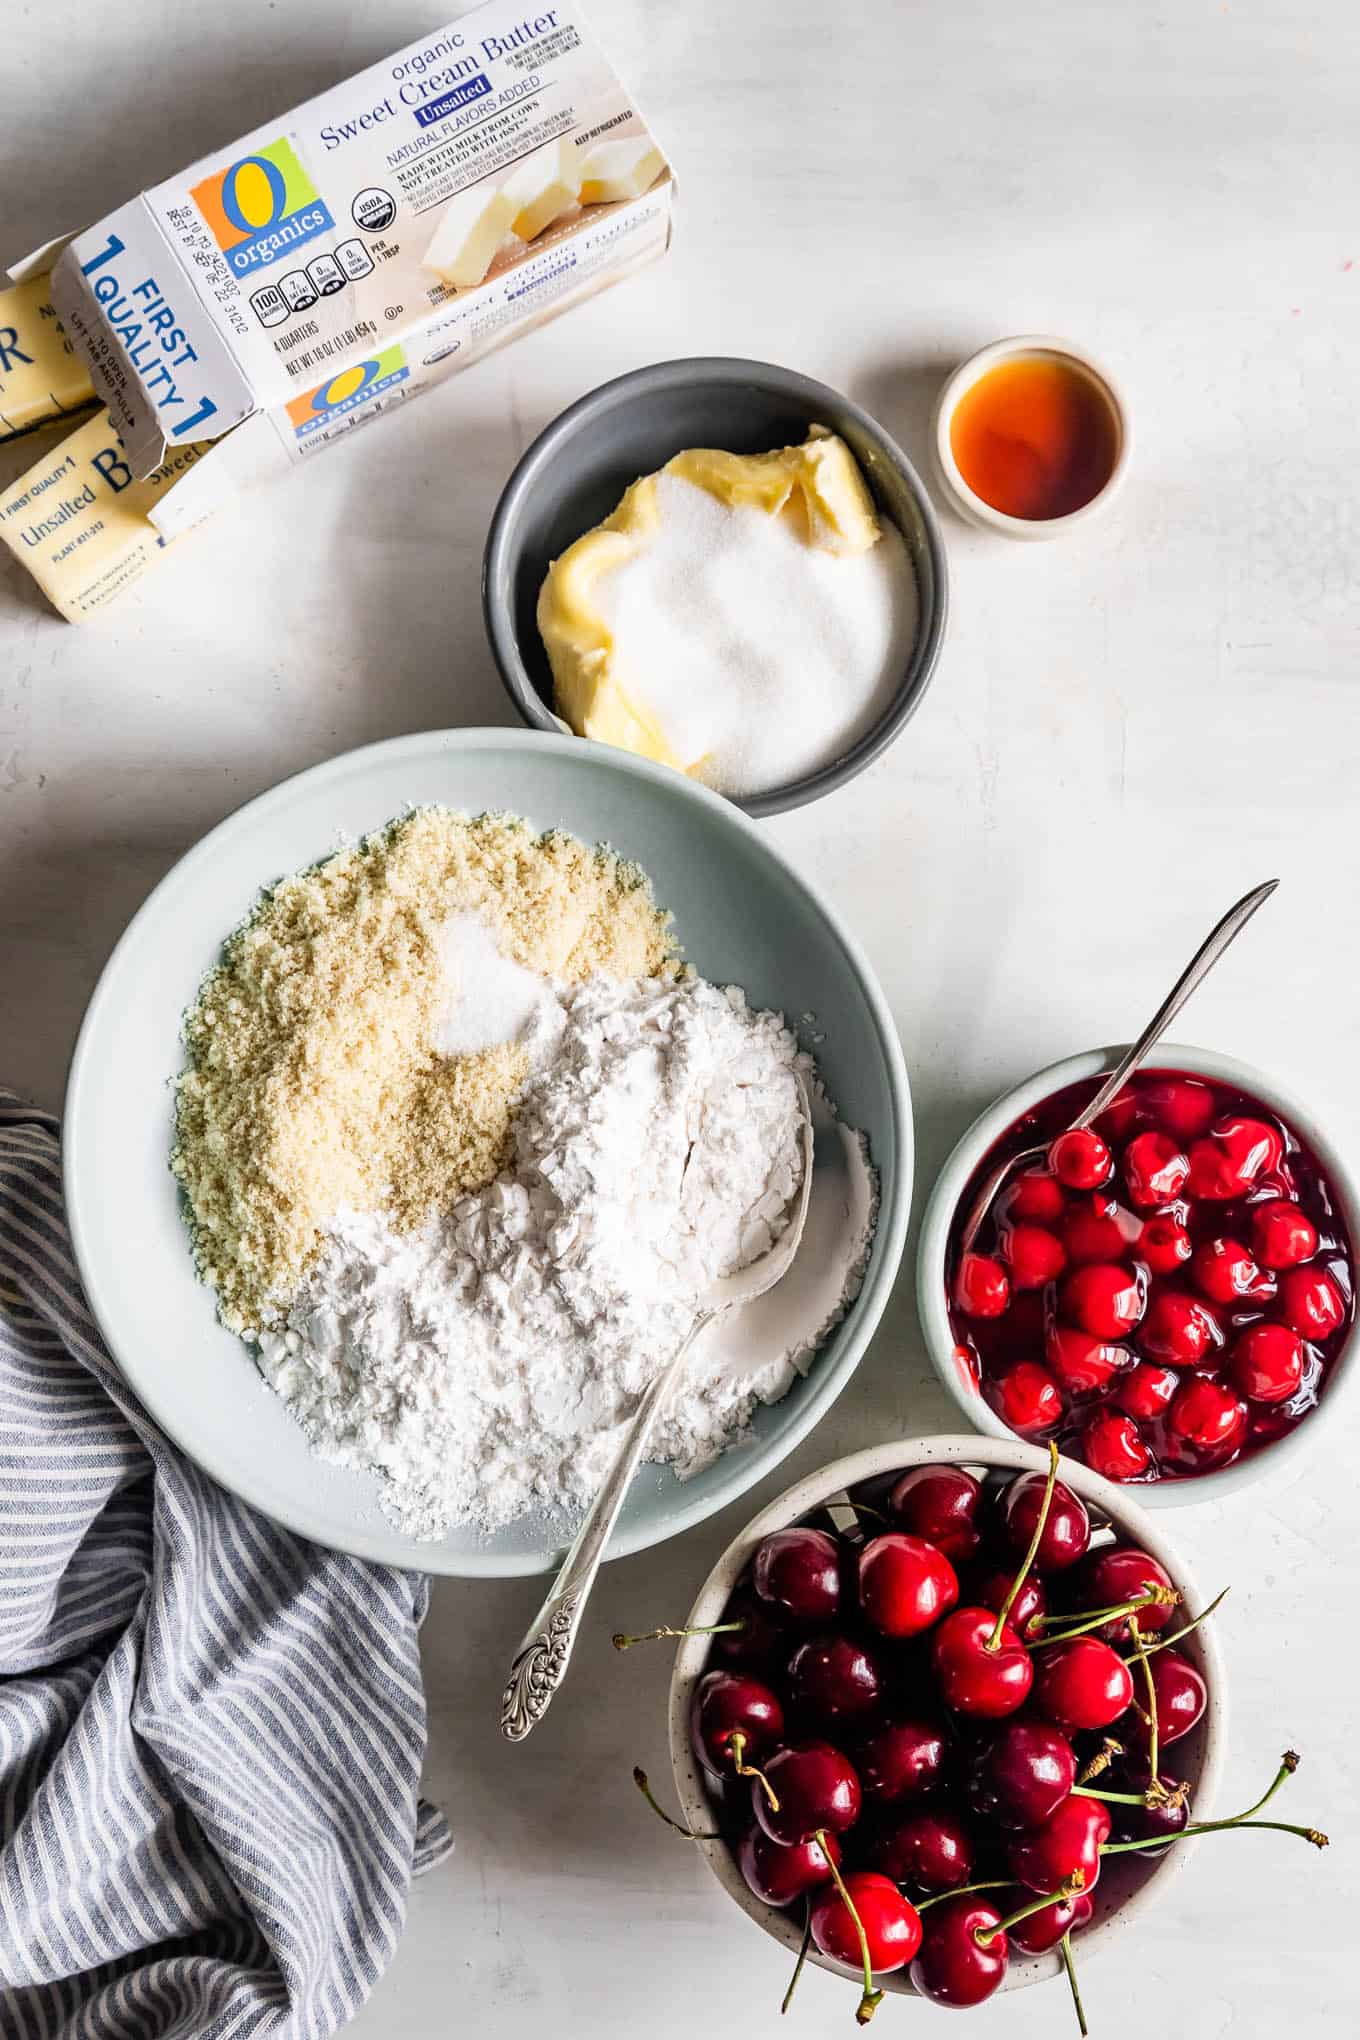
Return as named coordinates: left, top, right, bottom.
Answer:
left=957, top=879, right=1279, bottom=1257
left=500, top=1075, right=815, bottom=1742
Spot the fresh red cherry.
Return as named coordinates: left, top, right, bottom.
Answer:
left=857, top=1717, right=949, bottom=1803
left=1110, top=1769, right=1191, bottom=1854
left=865, top=1807, right=973, bottom=1890
left=1123, top=1649, right=1207, bottom=1750
left=989, top=1362, right=1064, bottom=1436
left=909, top=1894, right=1009, bottom=2008
left=689, top=1670, right=785, bottom=1779
left=1046, top=1323, right=1130, bottom=1395
left=1007, top=1887, right=1094, bottom=1953
left=1006, top=1169, right=1066, bottom=1223
left=967, top=1716, right=1075, bottom=1829
left=1062, top=1200, right=1128, bottom=1266
left=1010, top=1793, right=1111, bottom=1896
left=1123, top=1130, right=1190, bottom=1209
left=1116, top=1360, right=1179, bottom=1419
left=1071, top=1545, right=1177, bottom=1642
left=1033, top=1636, right=1135, bottom=1729
left=1138, top=1289, right=1221, bottom=1366
left=754, top=1742, right=862, bottom=1844
left=1229, top=1321, right=1305, bottom=1404
left=1167, top=1375, right=1248, bottom=1457
left=1136, top=1075, right=1216, bottom=1141
left=1187, top=1116, right=1283, bottom=1199
left=787, top=1634, right=884, bottom=1724
left=858, top=1533, right=959, bottom=1639
left=998, top=1469, right=1091, bottom=1570
left=1082, top=1407, right=1152, bottom=1481
left=1250, top=1199, right=1319, bottom=1271
left=1276, top=1266, right=1347, bottom=1340
left=737, top=1824, right=840, bottom=1906
left=970, top=1564, right=1047, bottom=1640
left=1191, top=1237, right=1274, bottom=1306
left=1138, top=1215, right=1193, bottom=1275
left=753, top=1527, right=842, bottom=1626
left=932, top=1607, right=1033, bottom=1718
left=1049, top=1127, right=1113, bottom=1190
left=889, top=1466, right=983, bottom=1561
left=1062, top=1262, right=1143, bottom=1338
left=810, top=1870, right=923, bottom=1974
left=711, top=1583, right=786, bottom=1668
left=955, top=1251, right=1010, bottom=1318
left=1003, top=1223, right=1067, bottom=1290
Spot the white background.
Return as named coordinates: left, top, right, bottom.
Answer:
left=4, top=1, right=1358, bottom=2034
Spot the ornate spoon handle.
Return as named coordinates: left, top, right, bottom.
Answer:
left=500, top=1312, right=712, bottom=1742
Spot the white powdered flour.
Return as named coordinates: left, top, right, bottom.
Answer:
left=257, top=971, right=876, bottom=1539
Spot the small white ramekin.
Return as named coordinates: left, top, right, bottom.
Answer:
left=916, top=1043, right=1360, bottom=1507
left=932, top=335, right=1131, bottom=539
left=668, top=1434, right=1225, bottom=2003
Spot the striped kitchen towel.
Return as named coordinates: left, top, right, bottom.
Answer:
left=0, top=1092, right=453, bottom=2038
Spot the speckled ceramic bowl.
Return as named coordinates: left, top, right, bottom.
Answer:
left=668, top=1435, right=1226, bottom=2004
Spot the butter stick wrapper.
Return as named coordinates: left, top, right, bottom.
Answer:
left=0, top=277, right=97, bottom=441
left=0, top=409, right=207, bottom=621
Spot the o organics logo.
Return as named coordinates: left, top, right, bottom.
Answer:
left=286, top=347, right=410, bottom=438
left=191, top=139, right=335, bottom=277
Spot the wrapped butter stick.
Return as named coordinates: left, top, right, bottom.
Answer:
left=0, top=277, right=96, bottom=441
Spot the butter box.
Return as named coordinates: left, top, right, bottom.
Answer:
left=39, top=1, right=672, bottom=493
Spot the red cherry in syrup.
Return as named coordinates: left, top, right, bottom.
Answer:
left=1123, top=1130, right=1190, bottom=1209
left=999, top=1469, right=1091, bottom=1569
left=1229, top=1321, right=1305, bottom=1404
left=1116, top=1359, right=1179, bottom=1419
left=970, top=1563, right=1046, bottom=1639
left=1033, top=1635, right=1135, bottom=1729
left=1062, top=1200, right=1128, bottom=1266
left=932, top=1607, right=1033, bottom=1718
left=1276, top=1266, right=1346, bottom=1340
left=1191, top=1237, right=1274, bottom=1306
left=866, top=1807, right=973, bottom=1891
left=737, top=1824, right=840, bottom=1906
left=1071, top=1545, right=1176, bottom=1642
left=754, top=1741, right=862, bottom=1844
left=857, top=1533, right=959, bottom=1639
left=1046, top=1323, right=1130, bottom=1395
left=1008, top=1888, right=1094, bottom=1953
left=1138, top=1215, right=1193, bottom=1275
left=1010, top=1793, right=1111, bottom=1896
left=1187, top=1116, right=1283, bottom=1199
left=752, top=1526, right=842, bottom=1626
left=889, top=1466, right=982, bottom=1561
left=909, top=1894, right=1008, bottom=2008
left=1003, top=1223, right=1067, bottom=1290
left=1167, top=1374, right=1247, bottom=1457
left=810, top=1870, right=922, bottom=1974
left=1138, top=1289, right=1221, bottom=1366
left=1062, top=1261, right=1143, bottom=1338
left=955, top=1251, right=1010, bottom=1318
left=856, top=1717, right=949, bottom=1803
left=1251, top=1199, right=1319, bottom=1271
left=1136, top=1075, right=1215, bottom=1141
left=1006, top=1169, right=1066, bottom=1223
left=1082, top=1407, right=1152, bottom=1481
left=967, top=1716, right=1076, bottom=1829
left=1049, top=1127, right=1113, bottom=1190
left=1123, top=1649, right=1207, bottom=1751
left=689, top=1670, right=784, bottom=1779
left=787, top=1634, right=884, bottom=1724
left=990, top=1361, right=1064, bottom=1436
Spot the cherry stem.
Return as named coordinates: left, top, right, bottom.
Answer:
left=915, top=1879, right=1011, bottom=1912
left=1129, top=1613, right=1161, bottom=1786
left=731, top=1732, right=780, bottom=1813
left=817, top=1829, right=884, bottom=2025
left=1034, top=1585, right=1179, bottom=1646
left=1121, top=1587, right=1230, bottom=1663
left=1076, top=1736, right=1123, bottom=1785
left=1070, top=1784, right=1148, bottom=1805
left=975, top=1871, right=1085, bottom=1945
left=612, top=1620, right=745, bottom=1651
left=990, top=1440, right=1060, bottom=1651
left=781, top=1908, right=812, bottom=2017
left=631, top=1766, right=718, bottom=1840
left=1101, top=1817, right=1328, bottom=1857
left=1060, top=1931, right=1089, bottom=2039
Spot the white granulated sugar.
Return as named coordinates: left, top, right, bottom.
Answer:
left=257, top=971, right=876, bottom=1539
left=434, top=912, right=565, bottom=1060
left=597, top=471, right=919, bottom=796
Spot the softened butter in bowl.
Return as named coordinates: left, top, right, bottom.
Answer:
left=536, top=429, right=919, bottom=798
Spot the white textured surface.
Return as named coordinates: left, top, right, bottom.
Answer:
left=2, top=1, right=1356, bottom=2033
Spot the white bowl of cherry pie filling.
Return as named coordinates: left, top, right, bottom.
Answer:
left=917, top=1045, right=1358, bottom=1505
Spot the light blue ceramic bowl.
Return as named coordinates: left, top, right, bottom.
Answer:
left=64, top=729, right=912, bottom=1577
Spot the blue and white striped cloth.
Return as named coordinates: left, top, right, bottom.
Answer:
left=0, top=1092, right=452, bottom=2037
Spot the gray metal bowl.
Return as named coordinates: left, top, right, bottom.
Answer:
left=482, top=357, right=949, bottom=818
